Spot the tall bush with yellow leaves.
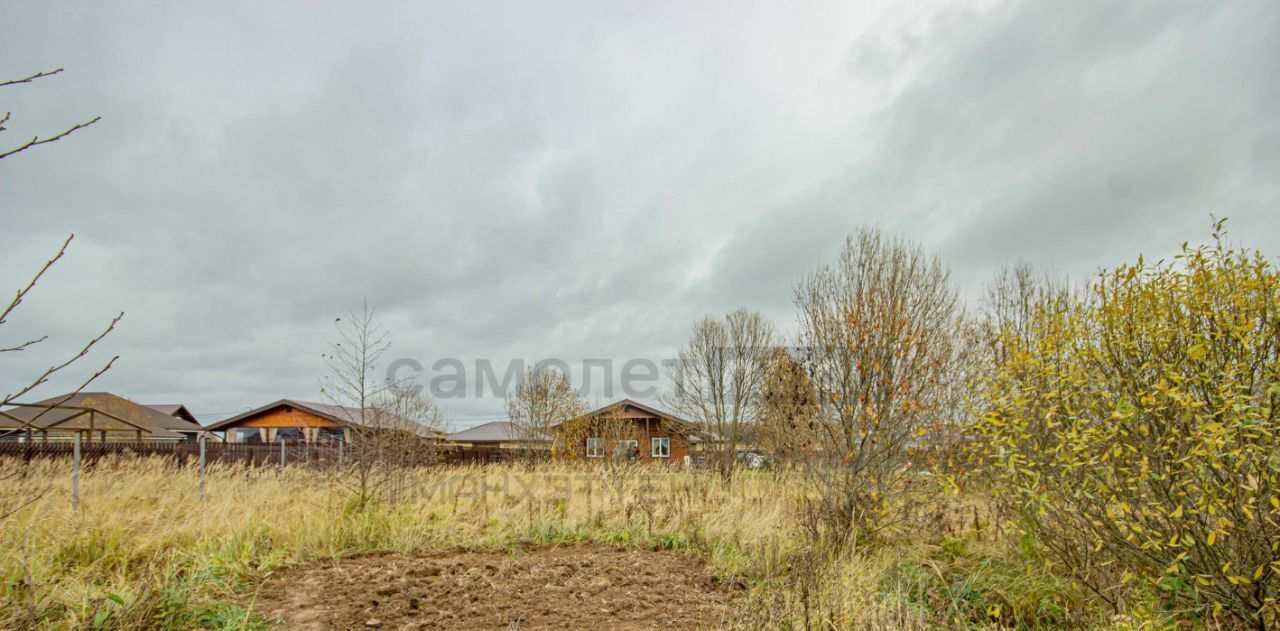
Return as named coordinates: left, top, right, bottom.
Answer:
left=973, top=221, right=1280, bottom=628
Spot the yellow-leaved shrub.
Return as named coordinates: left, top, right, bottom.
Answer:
left=973, top=222, right=1280, bottom=628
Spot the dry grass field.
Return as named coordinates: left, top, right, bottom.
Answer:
left=0, top=456, right=1144, bottom=630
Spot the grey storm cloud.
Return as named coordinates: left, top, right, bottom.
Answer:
left=1, top=0, right=1277, bottom=428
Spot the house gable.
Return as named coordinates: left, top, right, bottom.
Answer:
left=234, top=405, right=343, bottom=428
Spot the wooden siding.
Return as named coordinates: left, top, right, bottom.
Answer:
left=554, top=412, right=694, bottom=467
left=234, top=406, right=341, bottom=428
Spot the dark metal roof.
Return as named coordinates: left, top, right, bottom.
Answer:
left=447, top=420, right=548, bottom=443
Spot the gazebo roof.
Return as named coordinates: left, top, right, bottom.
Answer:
left=0, top=392, right=186, bottom=439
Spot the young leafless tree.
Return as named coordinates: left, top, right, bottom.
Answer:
left=665, top=308, right=776, bottom=477
left=321, top=304, right=440, bottom=507
left=2, top=67, right=115, bottom=417
left=789, top=227, right=966, bottom=546
left=507, top=365, right=584, bottom=463
left=1, top=68, right=115, bottom=520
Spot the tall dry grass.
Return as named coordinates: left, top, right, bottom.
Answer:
left=0, top=457, right=1131, bottom=630
left=0, top=457, right=797, bottom=628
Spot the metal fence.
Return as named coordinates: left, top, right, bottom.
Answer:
left=0, top=438, right=362, bottom=509
left=0, top=440, right=694, bottom=510
left=0, top=440, right=547, bottom=467
left=0, top=439, right=344, bottom=467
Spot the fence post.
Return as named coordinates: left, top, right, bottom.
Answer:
left=338, top=439, right=344, bottom=469
left=72, top=432, right=81, bottom=511
left=280, top=438, right=286, bottom=472
left=198, top=437, right=206, bottom=501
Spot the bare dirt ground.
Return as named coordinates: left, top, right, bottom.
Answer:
left=245, top=545, right=743, bottom=630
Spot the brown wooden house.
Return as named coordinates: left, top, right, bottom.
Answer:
left=550, top=399, right=704, bottom=467
left=204, top=399, right=444, bottom=445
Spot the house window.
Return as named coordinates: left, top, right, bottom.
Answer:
left=651, top=437, right=670, bottom=458
left=616, top=439, right=638, bottom=460
left=586, top=437, right=604, bottom=458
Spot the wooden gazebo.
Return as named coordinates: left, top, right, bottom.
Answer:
left=0, top=392, right=189, bottom=442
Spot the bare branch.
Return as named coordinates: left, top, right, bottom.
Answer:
left=0, top=336, right=48, bottom=354
left=0, top=68, right=64, bottom=88
left=0, top=116, right=101, bottom=160
left=2, top=312, right=123, bottom=407
left=0, top=234, right=73, bottom=327
left=0, top=354, right=120, bottom=440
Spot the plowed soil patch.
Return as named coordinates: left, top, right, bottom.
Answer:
left=246, top=545, right=740, bottom=630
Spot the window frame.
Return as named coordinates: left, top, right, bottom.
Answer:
left=651, top=436, right=670, bottom=458
left=586, top=437, right=604, bottom=458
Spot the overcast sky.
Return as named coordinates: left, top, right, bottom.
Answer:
left=2, top=0, right=1277, bottom=429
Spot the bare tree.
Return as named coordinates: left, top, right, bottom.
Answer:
left=1, top=66, right=115, bottom=418
left=977, top=261, right=1070, bottom=370
left=1, top=68, right=115, bottom=521
left=321, top=304, right=439, bottom=507
left=788, top=227, right=966, bottom=545
left=665, top=308, right=776, bottom=477
left=507, top=365, right=585, bottom=462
